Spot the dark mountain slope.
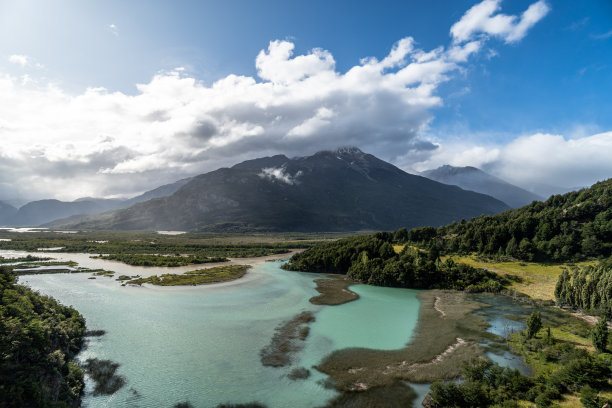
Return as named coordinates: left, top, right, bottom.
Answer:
left=0, top=201, right=17, bottom=225
left=422, top=165, right=542, bottom=208
left=63, top=147, right=509, bottom=232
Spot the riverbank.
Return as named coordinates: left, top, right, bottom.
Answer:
left=316, top=290, right=490, bottom=391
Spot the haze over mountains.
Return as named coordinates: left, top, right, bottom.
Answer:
left=47, top=147, right=510, bottom=232
left=422, top=165, right=543, bottom=209
left=0, top=178, right=191, bottom=227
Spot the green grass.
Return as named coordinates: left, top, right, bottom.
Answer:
left=125, top=265, right=250, bottom=286
left=442, top=254, right=597, bottom=300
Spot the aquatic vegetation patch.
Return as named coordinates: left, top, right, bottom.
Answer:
left=260, top=311, right=315, bottom=367
left=287, top=367, right=311, bottom=380
left=82, top=358, right=126, bottom=396
left=126, top=265, right=250, bottom=286
left=309, top=276, right=359, bottom=305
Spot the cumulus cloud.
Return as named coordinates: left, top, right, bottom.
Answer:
left=450, top=0, right=549, bottom=44
left=0, top=0, right=548, bottom=201
left=409, top=132, right=612, bottom=195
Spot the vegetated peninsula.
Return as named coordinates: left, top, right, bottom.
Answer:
left=50, top=147, right=509, bottom=232
left=0, top=265, right=86, bottom=408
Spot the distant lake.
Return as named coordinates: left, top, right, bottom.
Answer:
left=18, top=257, right=422, bottom=408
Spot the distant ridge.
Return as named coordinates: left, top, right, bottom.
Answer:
left=0, top=178, right=191, bottom=227
left=422, top=165, right=542, bottom=208
left=54, top=147, right=510, bottom=232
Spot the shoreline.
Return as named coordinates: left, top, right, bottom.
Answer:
left=315, top=290, right=489, bottom=391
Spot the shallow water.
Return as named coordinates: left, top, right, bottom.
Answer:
left=19, top=257, right=423, bottom=408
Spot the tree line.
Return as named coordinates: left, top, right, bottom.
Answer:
left=555, top=258, right=612, bottom=318
left=283, top=232, right=506, bottom=292
left=434, top=179, right=612, bottom=262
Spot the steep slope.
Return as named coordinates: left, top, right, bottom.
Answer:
left=422, top=165, right=542, bottom=208
left=64, top=147, right=509, bottom=232
left=435, top=178, right=612, bottom=261
left=0, top=201, right=18, bottom=225
left=122, top=177, right=192, bottom=206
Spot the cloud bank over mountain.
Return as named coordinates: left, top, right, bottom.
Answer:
left=3, top=0, right=598, bottom=201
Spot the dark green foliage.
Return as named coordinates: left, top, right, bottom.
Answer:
left=554, top=259, right=612, bottom=318
left=435, top=179, right=612, bottom=262
left=283, top=233, right=507, bottom=292
left=0, top=266, right=86, bottom=407
left=580, top=385, right=602, bottom=408
left=430, top=342, right=612, bottom=408
left=526, top=311, right=542, bottom=339
left=215, top=403, right=267, bottom=408
left=97, top=253, right=228, bottom=266
left=592, top=318, right=609, bottom=353
left=429, top=359, right=534, bottom=407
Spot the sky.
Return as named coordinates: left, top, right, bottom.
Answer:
left=0, top=0, right=611, bottom=202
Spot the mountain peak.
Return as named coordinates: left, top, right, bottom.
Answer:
left=422, top=164, right=542, bottom=208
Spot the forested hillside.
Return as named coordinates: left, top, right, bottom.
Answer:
left=436, top=179, right=612, bottom=262
left=0, top=266, right=86, bottom=407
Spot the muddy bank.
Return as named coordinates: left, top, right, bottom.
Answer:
left=316, top=290, right=491, bottom=391
left=310, top=275, right=359, bottom=306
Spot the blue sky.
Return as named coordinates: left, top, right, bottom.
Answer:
left=0, top=0, right=611, bottom=200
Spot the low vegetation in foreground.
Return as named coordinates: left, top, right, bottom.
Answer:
left=428, top=309, right=612, bottom=408
left=125, top=264, right=250, bottom=286
left=0, top=265, right=86, bottom=408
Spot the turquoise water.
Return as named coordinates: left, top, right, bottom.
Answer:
left=19, top=258, right=422, bottom=408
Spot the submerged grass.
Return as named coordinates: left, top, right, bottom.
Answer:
left=126, top=265, right=249, bottom=286
left=309, top=276, right=359, bottom=305
left=260, top=311, right=315, bottom=367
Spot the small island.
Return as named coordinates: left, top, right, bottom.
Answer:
left=124, top=264, right=250, bottom=286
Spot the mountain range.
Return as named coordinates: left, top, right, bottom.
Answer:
left=50, top=147, right=510, bottom=232
left=421, top=165, right=543, bottom=208
left=0, top=178, right=191, bottom=227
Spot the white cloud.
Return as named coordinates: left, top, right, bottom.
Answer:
left=450, top=0, right=550, bottom=44
left=409, top=132, right=612, bottom=194
left=108, top=23, right=119, bottom=36
left=259, top=167, right=302, bottom=185
left=0, top=0, right=548, bottom=201
left=9, top=54, right=29, bottom=66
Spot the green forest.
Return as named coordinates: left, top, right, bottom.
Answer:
left=435, top=179, right=612, bottom=262
left=555, top=258, right=612, bottom=318
left=283, top=233, right=507, bottom=292
left=0, top=266, right=86, bottom=407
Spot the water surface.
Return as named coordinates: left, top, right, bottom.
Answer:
left=19, top=257, right=422, bottom=408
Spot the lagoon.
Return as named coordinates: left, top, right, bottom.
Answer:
left=18, top=256, right=422, bottom=408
